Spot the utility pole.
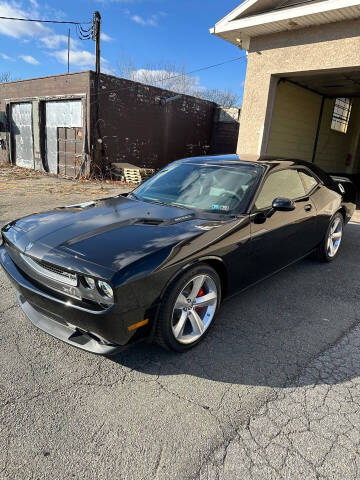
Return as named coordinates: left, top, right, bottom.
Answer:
left=93, top=11, right=101, bottom=74
left=67, top=28, right=70, bottom=73
left=92, top=11, right=102, bottom=174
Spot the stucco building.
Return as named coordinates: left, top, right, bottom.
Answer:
left=211, top=0, right=360, bottom=180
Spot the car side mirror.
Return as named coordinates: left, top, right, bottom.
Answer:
left=272, top=197, right=295, bottom=212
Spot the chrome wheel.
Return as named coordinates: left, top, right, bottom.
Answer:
left=172, top=274, right=218, bottom=345
left=327, top=216, right=343, bottom=258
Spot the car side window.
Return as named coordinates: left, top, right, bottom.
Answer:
left=299, top=169, right=318, bottom=194
left=255, top=169, right=306, bottom=210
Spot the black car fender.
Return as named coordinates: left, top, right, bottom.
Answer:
left=144, top=255, right=226, bottom=343
left=157, top=255, right=227, bottom=302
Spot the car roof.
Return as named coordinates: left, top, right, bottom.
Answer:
left=179, top=154, right=313, bottom=171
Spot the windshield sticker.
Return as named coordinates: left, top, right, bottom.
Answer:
left=212, top=205, right=230, bottom=212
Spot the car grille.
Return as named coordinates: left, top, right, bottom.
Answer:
left=20, top=254, right=78, bottom=286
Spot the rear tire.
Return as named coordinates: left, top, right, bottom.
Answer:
left=154, top=264, right=221, bottom=352
left=315, top=212, right=344, bottom=263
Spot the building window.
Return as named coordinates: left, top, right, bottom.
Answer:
left=331, top=98, right=352, bottom=134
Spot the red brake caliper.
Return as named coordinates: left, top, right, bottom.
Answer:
left=195, top=288, right=205, bottom=311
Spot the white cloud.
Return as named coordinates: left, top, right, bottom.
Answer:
left=0, top=2, right=115, bottom=74
left=0, top=1, right=50, bottom=38
left=39, top=33, right=82, bottom=51
left=20, top=55, right=40, bottom=65
left=101, top=32, right=113, bottom=42
left=1, top=52, right=14, bottom=61
left=51, top=48, right=115, bottom=74
left=131, top=14, right=158, bottom=27
left=40, top=34, right=69, bottom=49
left=51, top=49, right=95, bottom=68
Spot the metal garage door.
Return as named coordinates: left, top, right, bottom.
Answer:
left=11, top=103, right=34, bottom=168
left=45, top=100, right=82, bottom=175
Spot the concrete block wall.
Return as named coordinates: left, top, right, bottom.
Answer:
left=92, top=72, right=215, bottom=171
left=211, top=106, right=241, bottom=155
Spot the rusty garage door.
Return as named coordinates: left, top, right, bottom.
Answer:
left=11, top=103, right=34, bottom=168
left=45, top=100, right=83, bottom=176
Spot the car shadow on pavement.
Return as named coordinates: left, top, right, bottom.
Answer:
left=110, top=223, right=360, bottom=389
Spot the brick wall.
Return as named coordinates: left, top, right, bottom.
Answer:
left=92, top=72, right=215, bottom=171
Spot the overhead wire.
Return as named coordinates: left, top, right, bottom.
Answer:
left=0, top=13, right=247, bottom=103
left=0, top=13, right=96, bottom=42
left=0, top=15, right=91, bottom=25
left=0, top=14, right=93, bottom=40
left=76, top=23, right=93, bottom=40
left=90, top=55, right=248, bottom=103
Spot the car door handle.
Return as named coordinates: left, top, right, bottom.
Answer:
left=304, top=204, right=313, bottom=212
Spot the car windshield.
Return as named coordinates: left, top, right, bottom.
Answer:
left=131, top=162, right=263, bottom=214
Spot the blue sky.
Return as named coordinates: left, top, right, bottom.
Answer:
left=0, top=0, right=247, bottom=103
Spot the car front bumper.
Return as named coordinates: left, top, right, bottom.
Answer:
left=0, top=245, right=155, bottom=354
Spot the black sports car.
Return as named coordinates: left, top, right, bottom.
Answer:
left=0, top=155, right=357, bottom=353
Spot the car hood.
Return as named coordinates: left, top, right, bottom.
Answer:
left=2, top=195, right=230, bottom=280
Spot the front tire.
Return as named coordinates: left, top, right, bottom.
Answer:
left=154, top=264, right=221, bottom=352
left=315, top=212, right=344, bottom=262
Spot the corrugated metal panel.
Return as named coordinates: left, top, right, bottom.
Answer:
left=11, top=103, right=34, bottom=169
left=45, top=100, right=82, bottom=174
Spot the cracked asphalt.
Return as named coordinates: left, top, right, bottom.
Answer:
left=1, top=169, right=360, bottom=480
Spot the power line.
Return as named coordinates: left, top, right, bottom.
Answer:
left=0, top=15, right=91, bottom=25
left=179, top=56, right=247, bottom=78
left=0, top=11, right=101, bottom=76
left=0, top=12, right=246, bottom=99
left=91, top=55, right=248, bottom=102
left=0, top=13, right=97, bottom=47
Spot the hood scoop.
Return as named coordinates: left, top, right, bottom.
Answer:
left=134, top=214, right=196, bottom=226
left=134, top=218, right=164, bottom=226
left=57, top=201, right=96, bottom=210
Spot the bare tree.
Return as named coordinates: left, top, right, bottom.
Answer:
left=0, top=72, right=13, bottom=83
left=196, top=88, right=240, bottom=108
left=118, top=56, right=240, bottom=107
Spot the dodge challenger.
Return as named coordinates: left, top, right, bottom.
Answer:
left=0, top=155, right=357, bottom=353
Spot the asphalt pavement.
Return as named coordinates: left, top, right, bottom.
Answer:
left=1, top=171, right=360, bottom=479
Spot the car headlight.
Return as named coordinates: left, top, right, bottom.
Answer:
left=83, top=276, right=96, bottom=289
left=97, top=280, right=113, bottom=298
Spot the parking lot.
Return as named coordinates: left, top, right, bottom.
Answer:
left=1, top=167, right=360, bottom=480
